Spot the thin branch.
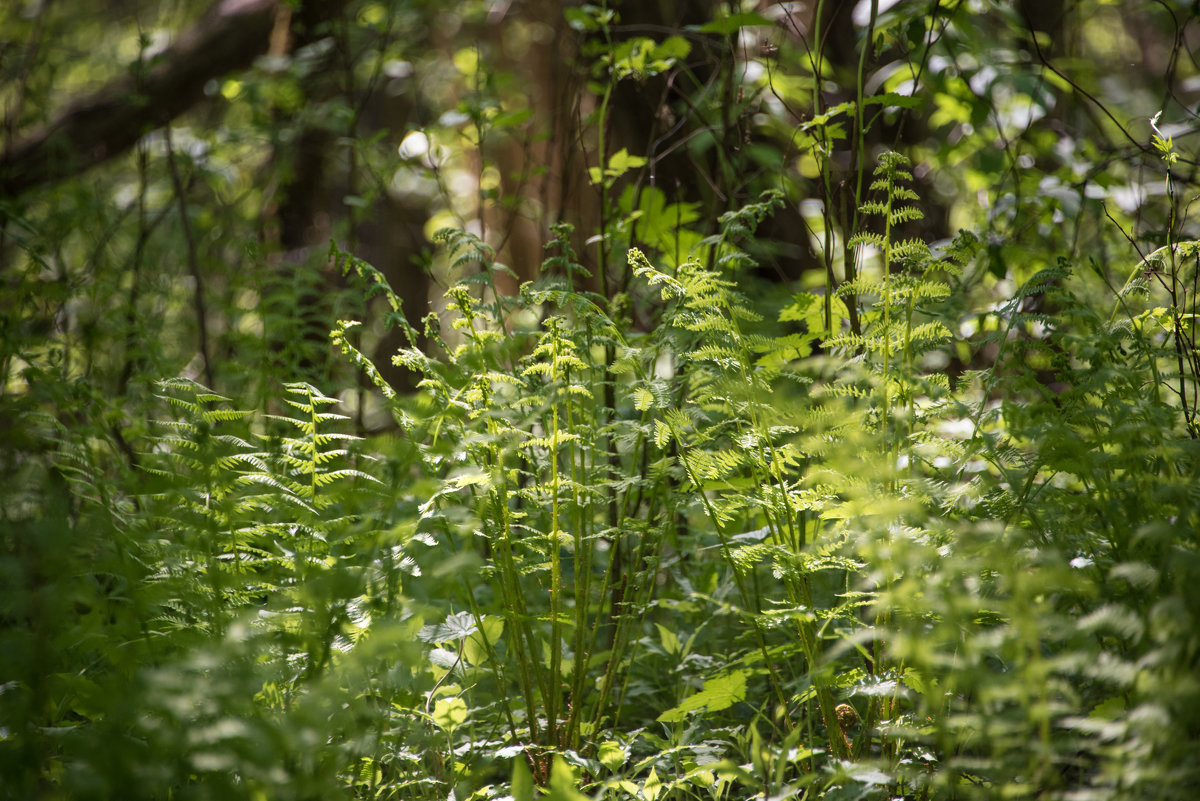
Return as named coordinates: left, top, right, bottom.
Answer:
left=164, top=126, right=214, bottom=388
left=1020, top=6, right=1199, bottom=168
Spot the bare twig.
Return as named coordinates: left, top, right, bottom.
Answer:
left=164, top=126, right=214, bottom=388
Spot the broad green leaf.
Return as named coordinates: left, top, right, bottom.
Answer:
left=597, top=740, right=627, bottom=772
left=464, top=614, right=504, bottom=665
left=863, top=91, right=920, bottom=110
left=492, top=107, right=533, bottom=129
left=653, top=36, right=691, bottom=61
left=643, top=767, right=663, bottom=801
left=779, top=292, right=820, bottom=322
left=433, top=697, right=468, bottom=730
left=697, top=12, right=773, bottom=34
left=608, top=148, right=646, bottom=176
left=655, top=622, right=683, bottom=656
left=420, top=610, right=477, bottom=644
left=564, top=6, right=599, bottom=31
left=548, top=757, right=590, bottom=801
left=512, top=756, right=534, bottom=801
left=657, top=669, right=748, bottom=722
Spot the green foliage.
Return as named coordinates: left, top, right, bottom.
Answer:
left=867, top=271, right=1200, bottom=798
left=4, top=1, right=1200, bottom=800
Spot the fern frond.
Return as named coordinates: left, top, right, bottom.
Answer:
left=892, top=238, right=932, bottom=262
left=848, top=231, right=885, bottom=250
left=910, top=322, right=953, bottom=344
left=836, top=276, right=889, bottom=299
left=331, top=321, right=398, bottom=400
left=888, top=206, right=924, bottom=226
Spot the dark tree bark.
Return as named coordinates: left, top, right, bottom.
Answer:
left=264, top=17, right=433, bottom=395
left=0, top=0, right=347, bottom=202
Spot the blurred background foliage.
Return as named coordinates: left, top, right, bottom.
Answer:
left=2, top=0, right=1199, bottom=799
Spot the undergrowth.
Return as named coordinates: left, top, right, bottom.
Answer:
left=328, top=148, right=1199, bottom=799
left=3, top=3, right=1200, bottom=800
left=5, top=140, right=1198, bottom=801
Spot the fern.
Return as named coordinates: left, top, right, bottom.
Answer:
left=139, top=378, right=383, bottom=684
left=836, top=153, right=965, bottom=448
